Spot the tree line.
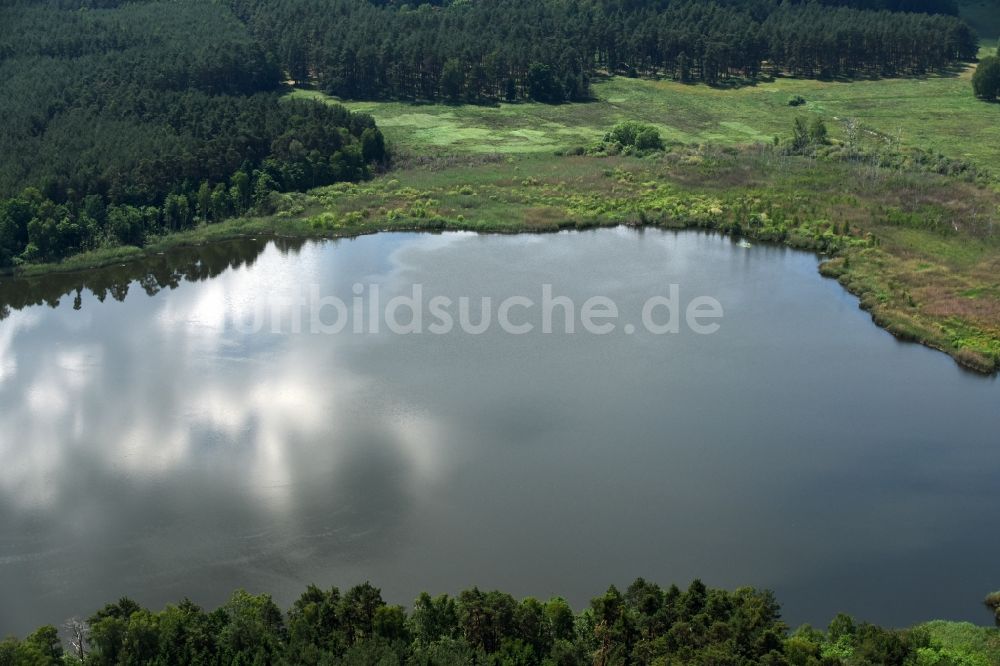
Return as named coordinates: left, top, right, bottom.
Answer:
left=0, top=0, right=387, bottom=269
left=0, top=579, right=970, bottom=666
left=226, top=0, right=978, bottom=103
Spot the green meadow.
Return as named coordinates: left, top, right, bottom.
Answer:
left=291, top=47, right=1000, bottom=172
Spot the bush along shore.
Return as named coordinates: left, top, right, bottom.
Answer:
left=2, top=580, right=999, bottom=665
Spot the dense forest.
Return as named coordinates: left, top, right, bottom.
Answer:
left=228, top=0, right=978, bottom=103
left=2, top=579, right=989, bottom=666
left=0, top=0, right=387, bottom=269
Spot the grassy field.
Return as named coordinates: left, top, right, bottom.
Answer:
left=292, top=45, right=1000, bottom=172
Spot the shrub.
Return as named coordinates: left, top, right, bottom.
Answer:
left=605, top=121, right=664, bottom=152
left=791, top=116, right=829, bottom=151
left=635, top=127, right=665, bottom=151
left=788, top=95, right=807, bottom=107
left=972, top=56, right=1000, bottom=101
left=809, top=117, right=829, bottom=145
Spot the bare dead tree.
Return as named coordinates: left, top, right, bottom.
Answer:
left=63, top=617, right=88, bottom=662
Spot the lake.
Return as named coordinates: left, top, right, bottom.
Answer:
left=1, top=228, right=998, bottom=635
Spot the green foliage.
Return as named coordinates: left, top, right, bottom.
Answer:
left=604, top=122, right=664, bottom=152
left=0, top=579, right=858, bottom=666
left=793, top=117, right=813, bottom=151
left=789, top=95, right=807, bottom=107
left=409, top=592, right=458, bottom=644
left=791, top=117, right=830, bottom=151
left=226, top=0, right=975, bottom=104
left=526, top=63, right=565, bottom=103
left=919, top=620, right=1000, bottom=665
left=361, top=128, right=387, bottom=165
left=0, top=0, right=388, bottom=269
left=0, top=626, right=63, bottom=666
left=217, top=590, right=286, bottom=664
left=810, top=117, right=830, bottom=145
left=972, top=56, right=1000, bottom=100
left=441, top=59, right=466, bottom=103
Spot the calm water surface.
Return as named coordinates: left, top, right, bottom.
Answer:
left=1, top=229, right=998, bottom=634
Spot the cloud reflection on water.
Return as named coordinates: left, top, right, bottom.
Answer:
left=0, top=230, right=999, bottom=634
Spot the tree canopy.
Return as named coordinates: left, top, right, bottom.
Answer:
left=973, top=55, right=1000, bottom=101
left=0, top=0, right=387, bottom=268
left=228, top=0, right=977, bottom=103
left=0, top=579, right=974, bottom=665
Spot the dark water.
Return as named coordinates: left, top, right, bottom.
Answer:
left=1, top=229, right=997, bottom=635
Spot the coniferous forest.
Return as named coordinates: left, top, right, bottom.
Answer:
left=228, top=0, right=977, bottom=103
left=0, top=0, right=387, bottom=268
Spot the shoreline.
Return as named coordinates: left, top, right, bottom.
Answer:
left=3, top=209, right=997, bottom=376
